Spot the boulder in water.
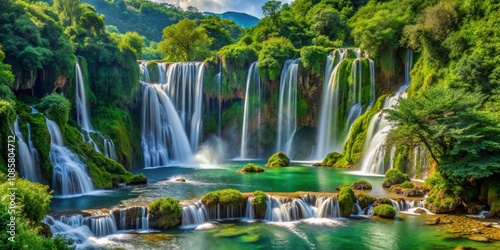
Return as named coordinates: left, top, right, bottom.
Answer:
left=352, top=180, right=372, bottom=190
left=373, top=204, right=397, bottom=219
left=414, top=208, right=427, bottom=214
left=175, top=178, right=186, bottom=182
left=266, top=151, right=290, bottom=167
left=425, top=217, right=440, bottom=225
left=238, top=163, right=265, bottom=173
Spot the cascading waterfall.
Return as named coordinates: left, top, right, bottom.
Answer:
left=181, top=202, right=210, bottom=228
left=276, top=59, right=299, bottom=157
left=46, top=118, right=93, bottom=196
left=158, top=62, right=167, bottom=84
left=359, top=49, right=414, bottom=175
left=141, top=84, right=193, bottom=167
left=315, top=49, right=375, bottom=160
left=75, top=61, right=116, bottom=160
left=391, top=199, right=423, bottom=212
left=244, top=197, right=255, bottom=220
left=14, top=118, right=41, bottom=182
left=139, top=61, right=150, bottom=83
left=216, top=62, right=222, bottom=137
left=408, top=144, right=430, bottom=180
left=264, top=195, right=341, bottom=222
left=240, top=61, right=262, bottom=159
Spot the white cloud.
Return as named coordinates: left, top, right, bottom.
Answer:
left=151, top=0, right=294, bottom=18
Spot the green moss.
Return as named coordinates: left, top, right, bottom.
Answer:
left=239, top=163, right=265, bottom=173
left=344, top=95, right=388, bottom=163
left=201, top=189, right=244, bottom=207
left=377, top=198, right=393, bottom=205
left=297, top=96, right=308, bottom=119
left=148, top=197, right=182, bottom=229
left=62, top=124, right=146, bottom=188
left=373, top=204, right=397, bottom=219
left=316, top=152, right=349, bottom=167
left=338, top=186, right=356, bottom=217
left=384, top=169, right=410, bottom=186
left=266, top=151, right=290, bottom=167
left=299, top=46, right=328, bottom=75
left=401, top=181, right=415, bottom=189
left=393, top=145, right=409, bottom=173
left=356, top=193, right=375, bottom=209
left=252, top=191, right=267, bottom=218
left=147, top=61, right=160, bottom=83
left=222, top=102, right=244, bottom=127
left=38, top=94, right=71, bottom=128
left=351, top=180, right=372, bottom=190
left=0, top=100, right=16, bottom=172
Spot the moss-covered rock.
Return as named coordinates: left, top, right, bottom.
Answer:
left=201, top=189, right=244, bottom=207
left=383, top=169, right=410, bottom=187
left=313, top=152, right=350, bottom=168
left=266, top=151, right=290, bottom=167
left=356, top=193, right=376, bottom=209
left=148, top=197, right=182, bottom=229
left=376, top=198, right=393, bottom=206
left=252, top=191, right=267, bottom=219
left=238, top=163, right=265, bottom=173
left=351, top=180, right=372, bottom=190
left=338, top=186, right=357, bottom=217
left=424, top=172, right=460, bottom=213
left=336, top=184, right=350, bottom=191
left=401, top=181, right=415, bottom=189
left=373, top=204, right=397, bottom=219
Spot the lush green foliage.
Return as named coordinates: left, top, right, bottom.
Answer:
left=266, top=151, right=290, bottom=167
left=356, top=193, right=374, bottom=209
left=373, top=204, right=397, bottom=219
left=338, top=186, right=356, bottom=217
left=0, top=174, right=73, bottom=249
left=400, top=181, right=415, bottom=189
left=201, top=189, right=244, bottom=206
left=19, top=113, right=52, bottom=182
left=257, top=37, right=296, bottom=81
left=239, top=163, right=265, bottom=173
left=159, top=19, right=212, bottom=62
left=0, top=45, right=14, bottom=86
left=299, top=46, right=327, bottom=75
left=252, top=191, right=267, bottom=218
left=38, top=94, right=71, bottom=128
left=384, top=169, right=410, bottom=186
left=148, top=197, right=182, bottom=229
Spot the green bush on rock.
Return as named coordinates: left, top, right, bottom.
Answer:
left=38, top=94, right=71, bottom=128
left=351, top=180, right=372, bottom=190
left=401, top=181, right=415, bottom=189
left=266, top=151, right=290, bottom=167
left=252, top=191, right=267, bottom=218
left=338, top=186, right=357, bottom=217
left=201, top=189, right=244, bottom=207
left=383, top=169, right=410, bottom=187
left=314, top=152, right=349, bottom=168
left=239, top=163, right=265, bottom=173
left=356, top=193, right=375, bottom=209
left=148, top=197, right=182, bottom=229
left=373, top=204, right=397, bottom=219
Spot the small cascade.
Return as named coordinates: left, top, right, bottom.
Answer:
left=82, top=216, right=117, bottom=237
left=139, top=62, right=150, bottom=82
left=163, top=62, right=205, bottom=152
left=391, top=199, right=423, bottom=212
left=359, top=50, right=414, bottom=175
left=276, top=59, right=299, bottom=157
left=14, top=118, right=41, bottom=182
left=315, top=49, right=375, bottom=159
left=110, top=206, right=149, bottom=230
left=310, top=196, right=341, bottom=218
left=240, top=61, right=262, bottom=159
left=244, top=197, right=255, bottom=220
left=216, top=62, right=222, bottom=137
left=181, top=202, right=209, bottom=228
left=353, top=200, right=364, bottom=216
left=140, top=84, right=193, bottom=167
left=408, top=144, right=430, bottom=180
left=75, top=61, right=116, bottom=160
left=264, top=196, right=316, bottom=222
left=158, top=62, right=167, bottom=83
left=46, top=118, right=93, bottom=196
left=43, top=216, right=93, bottom=246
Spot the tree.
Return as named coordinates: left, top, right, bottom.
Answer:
left=54, top=0, right=82, bottom=26
left=387, top=86, right=500, bottom=183
left=262, top=0, right=282, bottom=23
left=0, top=44, right=14, bottom=86
left=119, top=32, right=145, bottom=56
left=158, top=19, right=212, bottom=61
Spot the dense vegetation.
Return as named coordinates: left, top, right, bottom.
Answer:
left=148, top=197, right=182, bottom=229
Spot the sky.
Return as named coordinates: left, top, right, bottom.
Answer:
left=151, top=0, right=294, bottom=18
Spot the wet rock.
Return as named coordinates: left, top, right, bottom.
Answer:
left=414, top=208, right=427, bottom=215
left=425, top=217, right=440, bottom=225
left=467, top=235, right=490, bottom=242
left=175, top=178, right=186, bottom=182
left=382, top=181, right=392, bottom=188
left=484, top=211, right=495, bottom=219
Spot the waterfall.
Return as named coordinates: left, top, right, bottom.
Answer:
left=391, top=199, right=424, bottom=212
left=359, top=50, right=414, bottom=175
left=315, top=49, right=375, bottom=160
left=82, top=216, right=117, bottom=237
left=14, top=118, right=41, bottom=182
left=141, top=84, right=193, bottom=167
left=408, top=144, right=430, bottom=180
left=244, top=197, right=255, bottom=220
left=240, top=61, right=262, bottom=159
left=46, top=118, right=93, bottom=196
left=216, top=62, right=222, bottom=137
left=140, top=62, right=150, bottom=82
left=158, top=62, right=167, bottom=83
left=276, top=59, right=299, bottom=157
left=264, top=195, right=340, bottom=222
left=43, top=216, right=93, bottom=247
left=181, top=202, right=210, bottom=228
left=75, top=61, right=116, bottom=160
left=110, top=206, right=149, bottom=230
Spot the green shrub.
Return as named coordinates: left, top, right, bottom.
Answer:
left=401, top=181, right=415, bottom=189
left=299, top=46, right=327, bottom=75
left=252, top=191, right=267, bottom=218
left=0, top=85, right=15, bottom=102
left=377, top=198, right=393, bottom=205
left=384, top=169, right=410, bottom=185
left=266, top=151, right=290, bottom=167
left=38, top=94, right=71, bottom=127
left=373, top=204, right=397, bottom=219
left=148, top=197, right=182, bottom=229
left=201, top=189, right=244, bottom=206
left=338, top=186, right=356, bottom=217
left=351, top=180, right=372, bottom=190
left=356, top=193, right=375, bottom=209
left=239, top=163, right=265, bottom=173
left=258, top=37, right=296, bottom=81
